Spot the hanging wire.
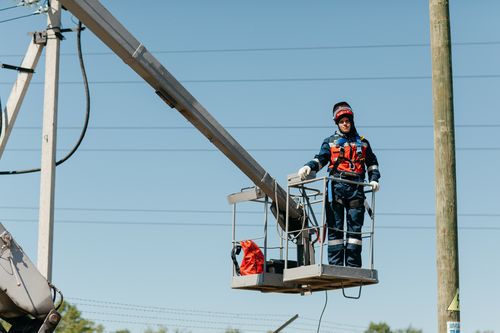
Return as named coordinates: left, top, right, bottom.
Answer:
left=0, top=21, right=90, bottom=175
left=316, top=291, right=328, bottom=333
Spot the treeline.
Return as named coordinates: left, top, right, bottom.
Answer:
left=3, top=302, right=492, bottom=333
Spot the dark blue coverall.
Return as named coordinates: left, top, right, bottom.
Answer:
left=305, top=130, right=380, bottom=267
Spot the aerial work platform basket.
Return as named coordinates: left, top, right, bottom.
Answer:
left=228, top=187, right=303, bottom=294
left=229, top=173, right=378, bottom=296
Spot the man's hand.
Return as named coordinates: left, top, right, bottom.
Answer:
left=298, top=166, right=311, bottom=180
left=369, top=181, right=380, bottom=192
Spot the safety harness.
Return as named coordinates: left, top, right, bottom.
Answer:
left=328, top=133, right=365, bottom=175
left=327, top=133, right=366, bottom=207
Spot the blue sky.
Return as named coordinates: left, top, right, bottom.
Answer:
left=0, top=1, right=499, bottom=332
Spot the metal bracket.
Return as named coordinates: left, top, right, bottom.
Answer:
left=33, top=31, right=48, bottom=45
left=0, top=63, right=35, bottom=74
left=341, top=282, right=363, bottom=299
left=0, top=231, right=12, bottom=248
left=300, top=284, right=312, bottom=296
left=0, top=231, right=22, bottom=287
left=46, top=26, right=65, bottom=41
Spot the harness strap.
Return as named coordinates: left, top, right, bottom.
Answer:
left=328, top=178, right=333, bottom=203
left=333, top=196, right=364, bottom=209
left=231, top=244, right=242, bottom=276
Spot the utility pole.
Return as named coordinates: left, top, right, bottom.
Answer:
left=37, top=0, right=61, bottom=281
left=429, top=1, right=460, bottom=332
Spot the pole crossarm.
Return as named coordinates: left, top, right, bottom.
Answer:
left=59, top=0, right=303, bottom=229
left=0, top=40, right=44, bottom=159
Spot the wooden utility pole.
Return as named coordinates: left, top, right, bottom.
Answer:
left=429, top=1, right=460, bottom=332
left=38, top=0, right=62, bottom=281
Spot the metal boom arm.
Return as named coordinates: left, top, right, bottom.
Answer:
left=59, top=0, right=302, bottom=229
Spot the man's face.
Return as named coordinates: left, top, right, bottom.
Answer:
left=338, top=116, right=352, bottom=134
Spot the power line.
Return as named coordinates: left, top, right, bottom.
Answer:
left=0, top=1, right=45, bottom=25
left=0, top=218, right=254, bottom=227
left=73, top=304, right=309, bottom=333
left=0, top=218, right=497, bottom=230
left=82, top=310, right=281, bottom=330
left=69, top=297, right=368, bottom=331
left=10, top=123, right=500, bottom=130
left=0, top=11, right=39, bottom=24
left=84, top=317, right=267, bottom=333
left=1, top=74, right=500, bottom=86
left=71, top=298, right=290, bottom=319
left=0, top=205, right=254, bottom=214
left=1, top=205, right=499, bottom=217
left=3, top=147, right=500, bottom=153
left=1, top=40, right=499, bottom=57
left=0, top=4, right=19, bottom=12
left=85, top=317, right=359, bottom=333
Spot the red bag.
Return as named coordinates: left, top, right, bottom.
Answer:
left=235, top=240, right=264, bottom=275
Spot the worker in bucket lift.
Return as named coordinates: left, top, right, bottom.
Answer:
left=297, top=102, right=380, bottom=267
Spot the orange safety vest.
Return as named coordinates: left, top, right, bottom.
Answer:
left=328, top=134, right=367, bottom=175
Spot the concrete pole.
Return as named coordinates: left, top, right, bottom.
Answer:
left=37, top=0, right=62, bottom=281
left=429, top=1, right=460, bottom=332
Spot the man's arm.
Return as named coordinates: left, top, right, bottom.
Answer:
left=305, top=138, right=331, bottom=172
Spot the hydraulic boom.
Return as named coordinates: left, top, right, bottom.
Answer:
left=59, top=0, right=303, bottom=231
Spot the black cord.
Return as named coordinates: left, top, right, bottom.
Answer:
left=54, top=21, right=89, bottom=165
left=316, top=291, right=328, bottom=333
left=0, top=4, right=18, bottom=12
left=0, top=11, right=40, bottom=24
left=0, top=21, right=90, bottom=175
left=49, top=282, right=64, bottom=310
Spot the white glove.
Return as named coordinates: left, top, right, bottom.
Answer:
left=298, top=166, right=311, bottom=180
left=369, top=181, right=380, bottom=192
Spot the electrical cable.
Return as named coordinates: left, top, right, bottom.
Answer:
left=0, top=21, right=90, bottom=175
left=0, top=11, right=39, bottom=24
left=8, top=123, right=500, bottom=130
left=69, top=297, right=366, bottom=332
left=2, top=218, right=498, bottom=230
left=1, top=73, right=500, bottom=85
left=0, top=1, right=45, bottom=24
left=316, top=291, right=328, bottom=333
left=0, top=4, right=18, bottom=12
left=1, top=39, right=499, bottom=57
left=81, top=310, right=280, bottom=329
left=69, top=297, right=293, bottom=319
left=49, top=282, right=64, bottom=310
left=1, top=205, right=500, bottom=218
left=5, top=147, right=500, bottom=153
